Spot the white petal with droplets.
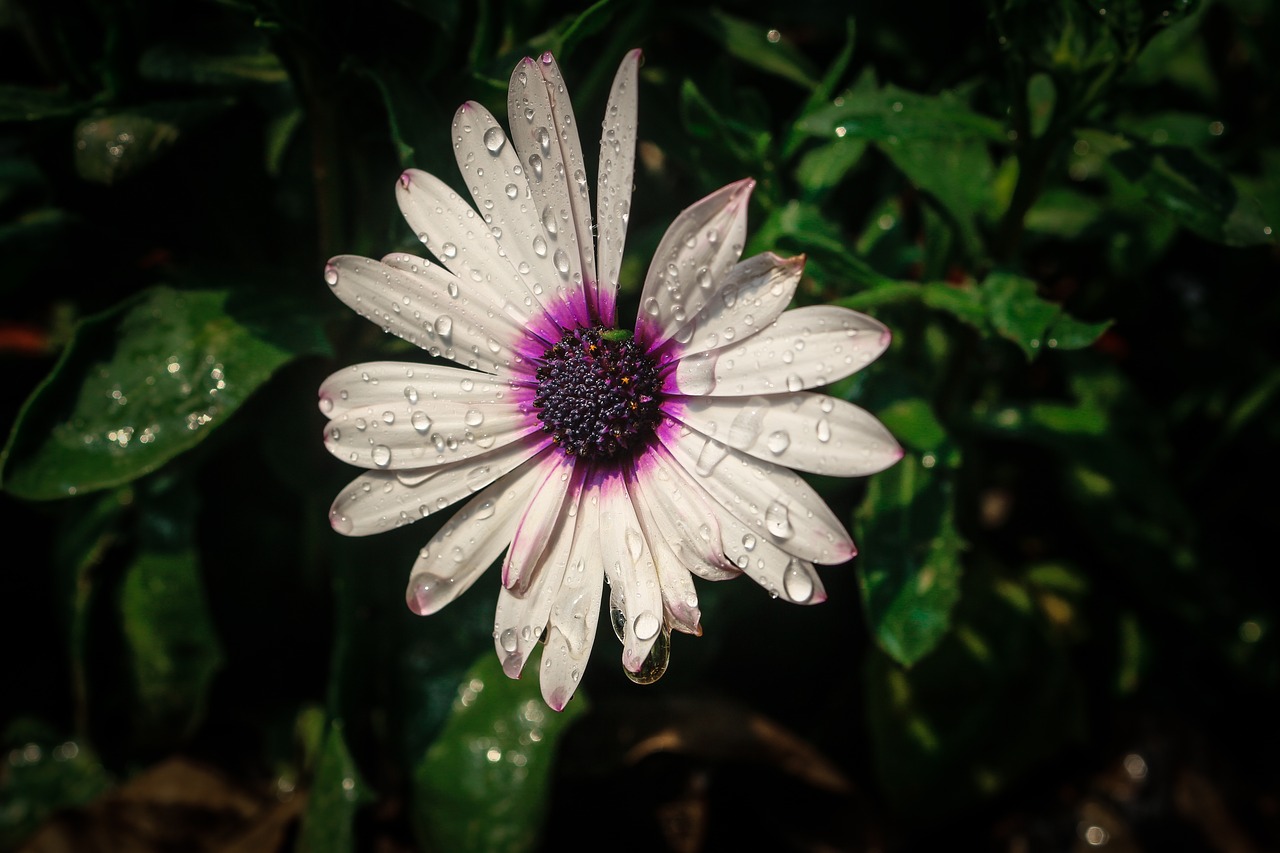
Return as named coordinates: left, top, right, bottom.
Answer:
left=663, top=252, right=802, bottom=359
left=507, top=54, right=595, bottom=321
left=493, top=482, right=578, bottom=679
left=661, top=420, right=855, bottom=565
left=405, top=453, right=550, bottom=616
left=628, top=468, right=702, bottom=634
left=598, top=472, right=664, bottom=671
left=636, top=179, right=754, bottom=348
left=540, top=489, right=605, bottom=710
left=394, top=169, right=550, bottom=334
left=328, top=435, right=549, bottom=537
left=715, top=506, right=828, bottom=604
left=594, top=49, right=641, bottom=327
left=325, top=254, right=528, bottom=374
left=502, top=454, right=576, bottom=592
left=667, top=305, right=890, bottom=397
left=666, top=392, right=902, bottom=476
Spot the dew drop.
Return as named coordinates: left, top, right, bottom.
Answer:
left=533, top=235, right=548, bottom=257
left=441, top=242, right=458, bottom=259
left=371, top=445, right=392, bottom=467
left=785, top=374, right=804, bottom=392
left=535, top=126, right=551, bottom=154
left=483, top=126, right=505, bottom=153
left=528, top=153, right=543, bottom=180
left=500, top=627, right=519, bottom=652
left=624, top=627, right=670, bottom=685
left=766, top=501, right=794, bottom=540
left=816, top=418, right=832, bottom=443
left=742, top=533, right=757, bottom=551
left=553, top=248, right=570, bottom=274
left=435, top=316, right=453, bottom=339
left=505, top=183, right=519, bottom=199
left=766, top=430, right=791, bottom=455
left=324, top=266, right=339, bottom=286
left=465, top=409, right=484, bottom=426
left=694, top=437, right=728, bottom=476
left=404, top=386, right=419, bottom=405
left=411, top=411, right=432, bottom=434
left=633, top=611, right=661, bottom=642
left=541, top=206, right=558, bottom=235
left=783, top=560, right=814, bottom=603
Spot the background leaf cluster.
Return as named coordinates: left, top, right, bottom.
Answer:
left=2, top=0, right=1277, bottom=850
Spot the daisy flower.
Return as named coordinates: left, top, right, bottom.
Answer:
left=319, top=50, right=901, bottom=710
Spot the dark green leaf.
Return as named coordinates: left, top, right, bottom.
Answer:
left=297, top=722, right=374, bottom=853
left=412, top=649, right=587, bottom=853
left=1109, top=141, right=1274, bottom=246
left=138, top=44, right=289, bottom=86
left=856, top=451, right=965, bottom=666
left=794, top=138, right=868, bottom=197
left=0, top=723, right=113, bottom=850
left=686, top=10, right=821, bottom=89
left=796, top=83, right=1005, bottom=143
left=1, top=286, right=327, bottom=501
left=981, top=273, right=1061, bottom=358
left=121, top=485, right=223, bottom=743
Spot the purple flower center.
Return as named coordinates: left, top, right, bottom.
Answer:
left=534, top=327, right=661, bottom=459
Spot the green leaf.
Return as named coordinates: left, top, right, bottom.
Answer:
left=796, top=82, right=1006, bottom=143
left=687, top=10, right=821, bottom=89
left=794, top=138, right=868, bottom=197
left=1, top=286, right=326, bottom=501
left=981, top=273, right=1062, bottom=359
left=1108, top=141, right=1274, bottom=246
left=879, top=135, right=994, bottom=257
left=412, top=649, right=587, bottom=853
left=138, top=43, right=289, bottom=86
left=1046, top=312, right=1112, bottom=350
left=121, top=485, right=223, bottom=744
left=0, top=723, right=113, bottom=849
left=297, top=722, right=374, bottom=853
left=856, top=451, right=965, bottom=667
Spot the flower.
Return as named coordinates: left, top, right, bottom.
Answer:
left=318, top=50, right=901, bottom=710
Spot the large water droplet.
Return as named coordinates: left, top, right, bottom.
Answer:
left=435, top=316, right=453, bottom=340
left=372, top=445, right=392, bottom=467
left=553, top=248, right=570, bottom=274
left=411, top=411, right=432, bottom=433
left=535, top=126, right=551, bottom=154
left=766, top=501, right=794, bottom=540
left=404, top=386, right=419, bottom=405
left=483, top=126, right=505, bottom=153
left=633, top=611, right=661, bottom=642
left=742, top=533, right=757, bottom=551
left=624, top=628, right=670, bottom=685
left=816, top=418, right=832, bottom=443
left=533, top=235, right=547, bottom=257
left=541, top=206, right=558, bottom=235
left=407, top=572, right=450, bottom=615
left=441, top=242, right=458, bottom=259
left=464, top=409, right=484, bottom=426
left=785, top=374, right=804, bottom=392
left=528, top=153, right=543, bottom=180
left=505, top=183, right=519, bottom=199
left=783, top=560, right=814, bottom=603
left=766, top=430, right=790, bottom=455
left=727, top=398, right=766, bottom=449
left=500, top=627, right=518, bottom=652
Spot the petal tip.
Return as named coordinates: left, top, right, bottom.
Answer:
left=548, top=687, right=570, bottom=712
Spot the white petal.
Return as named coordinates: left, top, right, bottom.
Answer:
left=630, top=446, right=740, bottom=582
left=597, top=471, right=665, bottom=671
left=327, top=435, right=549, bottom=537
left=664, top=252, right=803, bottom=359
left=665, top=392, right=902, bottom=476
left=502, top=453, right=576, bottom=593
left=493, top=479, right=580, bottom=679
left=507, top=54, right=596, bottom=323
left=661, top=420, right=856, bottom=565
left=324, top=254, right=526, bottom=373
left=405, top=452, right=550, bottom=615
left=594, top=49, right=641, bottom=328
left=715, top=505, right=829, bottom=605
left=636, top=179, right=754, bottom=348
left=321, top=363, right=539, bottom=470
left=451, top=103, right=585, bottom=329
left=394, top=169, right=550, bottom=335
left=668, top=305, right=890, bottom=397
left=628, top=481, right=702, bottom=634
left=540, top=490, right=605, bottom=711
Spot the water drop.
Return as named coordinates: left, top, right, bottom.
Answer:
left=541, top=206, right=558, bottom=235
left=465, top=409, right=484, bottom=426
left=372, top=445, right=392, bottom=467
left=783, top=560, right=814, bottom=603
left=766, top=501, right=794, bottom=540
left=533, top=235, right=548, bottom=257
left=766, top=430, right=791, bottom=455
left=553, top=248, right=570, bottom=274
left=404, top=386, right=419, bottom=405
left=694, top=436, right=728, bottom=476
left=742, top=533, right=757, bottom=551
left=441, top=242, right=458, bottom=259
left=411, top=411, right=432, bottom=433
left=816, top=418, right=831, bottom=443
left=633, top=611, right=660, bottom=642
left=624, top=628, right=670, bottom=685
left=435, top=316, right=453, bottom=339
left=785, top=374, right=804, bottom=392
left=324, top=266, right=339, bottom=286
left=528, top=153, right=543, bottom=180
left=535, top=126, right=551, bottom=154
left=500, top=627, right=518, bottom=652
left=505, top=183, right=519, bottom=199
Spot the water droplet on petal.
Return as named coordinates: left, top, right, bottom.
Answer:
left=441, top=242, right=458, bottom=259
left=483, top=126, right=505, bottom=153
left=766, top=430, right=791, bottom=455
left=553, top=249, right=569, bottom=274
left=411, top=411, right=432, bottom=433
left=633, top=611, right=660, bottom=642
left=766, top=501, right=794, bottom=540
left=785, top=374, right=804, bottom=392
left=505, top=183, right=519, bottom=199
left=783, top=560, right=814, bottom=603
left=533, top=235, right=547, bottom=257
left=816, top=418, right=832, bottom=443
left=624, top=628, right=671, bottom=685
left=372, top=445, right=392, bottom=467
left=535, top=126, right=551, bottom=154
left=500, top=627, right=518, bottom=652
left=464, top=409, right=484, bottom=426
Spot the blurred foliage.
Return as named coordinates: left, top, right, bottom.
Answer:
left=1, top=0, right=1277, bottom=850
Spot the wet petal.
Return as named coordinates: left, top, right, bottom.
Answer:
left=665, top=392, right=902, bottom=476
left=502, top=453, right=576, bottom=592
left=394, top=168, right=552, bottom=336
left=598, top=471, right=664, bottom=671
left=636, top=179, right=754, bottom=348
left=324, top=254, right=526, bottom=373
left=507, top=54, right=595, bottom=326
left=716, top=506, right=829, bottom=605
left=663, top=252, right=803, bottom=359
left=660, top=419, right=856, bottom=565
left=594, top=49, right=641, bottom=327
left=451, top=103, right=582, bottom=332
left=327, top=435, right=550, bottom=536
left=405, top=452, right=550, bottom=615
left=630, top=445, right=740, bottom=582
left=667, top=305, right=890, bottom=397
left=540, top=489, right=605, bottom=710
left=320, top=363, right=539, bottom=470
left=493, top=481, right=579, bottom=679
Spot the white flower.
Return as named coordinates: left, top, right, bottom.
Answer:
left=319, top=51, right=901, bottom=710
